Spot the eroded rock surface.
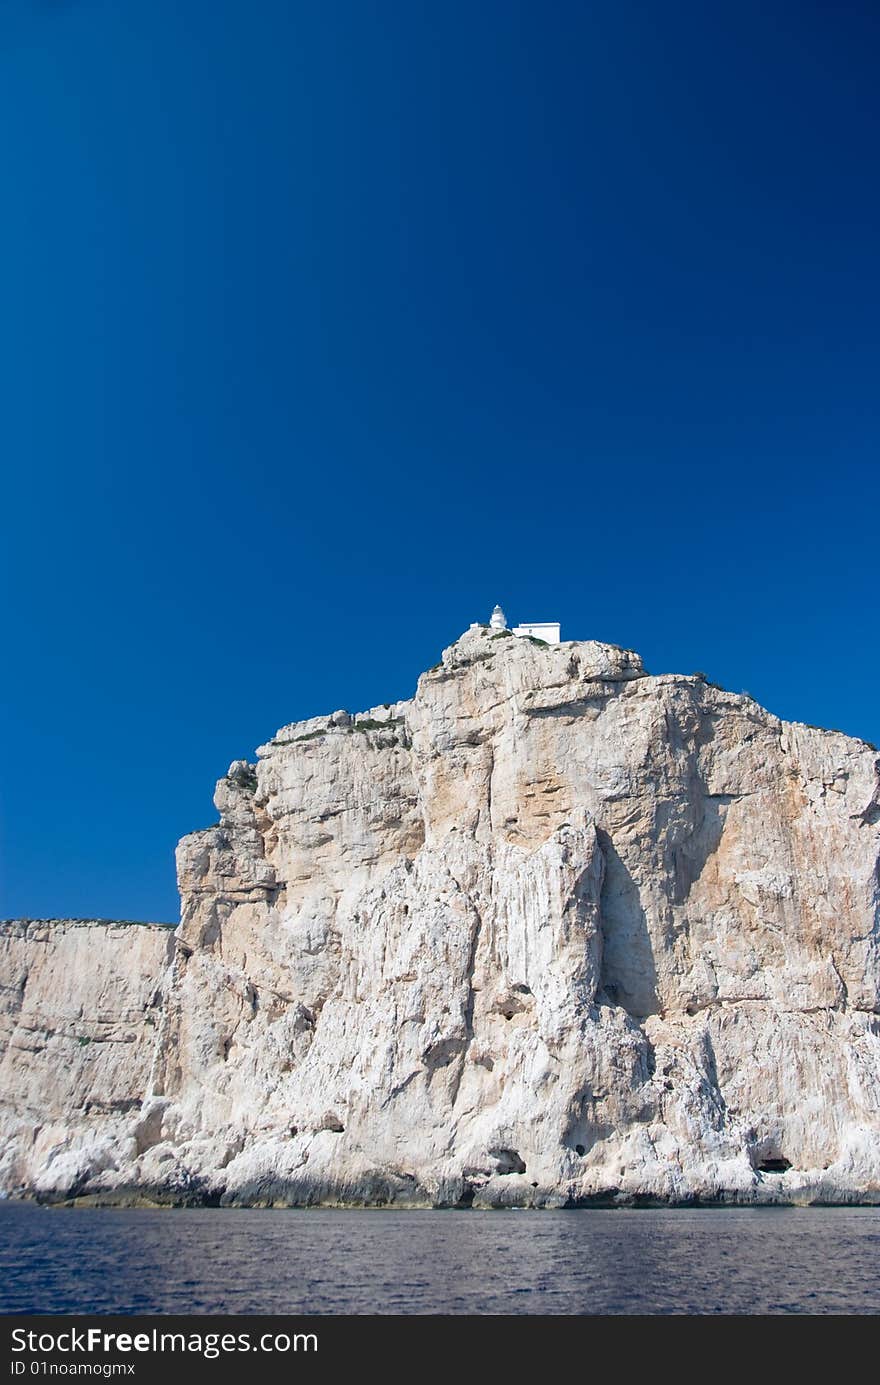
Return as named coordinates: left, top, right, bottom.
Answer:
left=2, top=627, right=879, bottom=1205
left=0, top=920, right=173, bottom=1196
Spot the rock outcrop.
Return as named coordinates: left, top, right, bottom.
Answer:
left=2, top=626, right=879, bottom=1205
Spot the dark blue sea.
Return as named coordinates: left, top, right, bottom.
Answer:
left=1, top=1202, right=879, bottom=1315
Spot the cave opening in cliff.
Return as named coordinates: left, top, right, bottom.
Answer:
left=755, top=1157, right=792, bottom=1174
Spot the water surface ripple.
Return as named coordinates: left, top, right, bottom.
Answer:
left=2, top=1203, right=879, bottom=1315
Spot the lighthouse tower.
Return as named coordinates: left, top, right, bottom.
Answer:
left=489, top=604, right=507, bottom=632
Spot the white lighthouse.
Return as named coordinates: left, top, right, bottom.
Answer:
left=490, top=604, right=507, bottom=631
left=487, top=604, right=561, bottom=644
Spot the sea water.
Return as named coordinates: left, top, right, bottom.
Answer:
left=2, top=1202, right=879, bottom=1315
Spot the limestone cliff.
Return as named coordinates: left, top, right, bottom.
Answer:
left=2, top=626, right=879, bottom=1205
left=0, top=920, right=173, bottom=1195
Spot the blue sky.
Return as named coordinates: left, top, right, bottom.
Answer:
left=2, top=2, right=878, bottom=922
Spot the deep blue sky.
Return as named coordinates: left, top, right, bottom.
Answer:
left=2, top=2, right=878, bottom=922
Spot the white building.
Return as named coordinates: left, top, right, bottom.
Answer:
left=487, top=604, right=561, bottom=644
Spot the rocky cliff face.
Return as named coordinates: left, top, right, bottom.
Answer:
left=2, top=627, right=879, bottom=1205
left=0, top=920, right=173, bottom=1195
